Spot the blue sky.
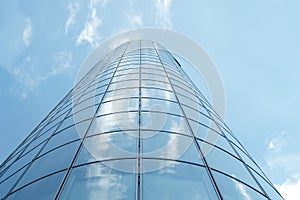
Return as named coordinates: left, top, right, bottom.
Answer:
left=0, top=0, right=299, bottom=199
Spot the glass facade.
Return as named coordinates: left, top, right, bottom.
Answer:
left=0, top=40, right=282, bottom=199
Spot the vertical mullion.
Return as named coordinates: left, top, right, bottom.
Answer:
left=54, top=43, right=130, bottom=200
left=136, top=40, right=142, bottom=200
left=153, top=43, right=223, bottom=200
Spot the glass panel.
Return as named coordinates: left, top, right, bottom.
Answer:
left=141, top=67, right=164, bottom=75
left=142, top=88, right=175, bottom=101
left=188, top=119, right=222, bottom=142
left=116, top=69, right=139, bottom=76
left=234, top=145, right=267, bottom=179
left=0, top=167, right=25, bottom=199
left=57, top=115, right=75, bottom=132
left=19, top=137, right=47, bottom=158
left=177, top=93, right=199, bottom=109
left=104, top=88, right=139, bottom=102
left=204, top=141, right=261, bottom=192
left=251, top=169, right=283, bottom=200
left=141, top=72, right=168, bottom=81
left=141, top=79, right=170, bottom=91
left=99, top=98, right=139, bottom=115
left=95, top=82, right=107, bottom=93
left=48, top=109, right=70, bottom=128
left=118, top=64, right=139, bottom=71
left=1, top=141, right=45, bottom=181
left=15, top=141, right=80, bottom=189
left=112, top=73, right=139, bottom=83
left=173, top=85, right=196, bottom=102
left=37, top=120, right=60, bottom=141
left=59, top=161, right=136, bottom=200
left=170, top=78, right=196, bottom=96
left=70, top=104, right=97, bottom=122
left=142, top=160, right=218, bottom=199
left=212, top=171, right=268, bottom=200
left=212, top=136, right=236, bottom=156
left=225, top=132, right=245, bottom=151
left=93, top=112, right=139, bottom=135
left=141, top=98, right=181, bottom=115
left=41, top=121, right=86, bottom=154
left=109, top=80, right=139, bottom=91
left=141, top=112, right=190, bottom=136
left=191, top=120, right=235, bottom=156
left=75, top=132, right=137, bottom=165
left=142, top=131, right=202, bottom=165
left=182, top=104, right=202, bottom=122
left=7, top=171, right=65, bottom=200
left=165, top=67, right=183, bottom=78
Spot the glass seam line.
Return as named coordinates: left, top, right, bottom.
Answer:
left=136, top=40, right=142, bottom=200
left=53, top=42, right=130, bottom=200
left=153, top=42, right=223, bottom=200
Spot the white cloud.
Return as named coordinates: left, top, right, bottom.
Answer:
left=90, top=0, right=109, bottom=7
left=65, top=2, right=80, bottom=35
left=23, top=18, right=32, bottom=47
left=264, top=130, right=300, bottom=199
left=127, top=14, right=143, bottom=27
left=266, top=154, right=300, bottom=171
left=264, top=130, right=299, bottom=171
left=9, top=50, right=74, bottom=99
left=266, top=130, right=287, bottom=152
left=44, top=50, right=74, bottom=79
left=154, top=0, right=172, bottom=28
left=76, top=0, right=102, bottom=47
left=275, top=175, right=300, bottom=200
left=235, top=181, right=252, bottom=200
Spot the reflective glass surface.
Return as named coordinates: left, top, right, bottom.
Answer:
left=59, top=162, right=136, bottom=200
left=0, top=40, right=282, bottom=200
left=142, top=160, right=218, bottom=199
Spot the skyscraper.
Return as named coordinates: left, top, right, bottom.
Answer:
left=0, top=40, right=282, bottom=199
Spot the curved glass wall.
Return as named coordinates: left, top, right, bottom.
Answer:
left=0, top=40, right=282, bottom=200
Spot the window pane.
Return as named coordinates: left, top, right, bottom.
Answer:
left=7, top=171, right=65, bottom=200
left=59, top=161, right=135, bottom=200
left=204, top=142, right=261, bottom=192
left=251, top=169, right=283, bottom=200
left=212, top=171, right=268, bottom=200
left=142, top=88, right=175, bottom=101
left=142, top=160, right=218, bottom=199
left=75, top=132, right=137, bottom=165
left=15, top=141, right=80, bottom=189
left=1, top=141, right=45, bottom=181
left=141, top=112, right=190, bottom=136
left=0, top=167, right=25, bottom=199
left=99, top=98, right=138, bottom=115
left=141, top=98, right=181, bottom=115
left=41, top=122, right=86, bottom=154
left=142, top=131, right=202, bottom=165
left=93, top=112, right=139, bottom=135
left=105, top=88, right=139, bottom=102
